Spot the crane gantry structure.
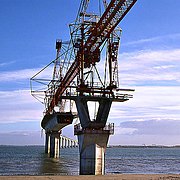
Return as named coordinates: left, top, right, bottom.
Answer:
left=48, top=0, right=136, bottom=114
left=31, top=0, right=136, bottom=116
left=30, top=0, right=137, bottom=175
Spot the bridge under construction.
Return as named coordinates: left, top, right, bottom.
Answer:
left=31, top=0, right=137, bottom=175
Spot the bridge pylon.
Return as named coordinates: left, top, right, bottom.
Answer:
left=74, top=96, right=115, bottom=175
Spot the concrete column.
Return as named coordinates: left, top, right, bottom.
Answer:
left=60, top=135, right=64, bottom=148
left=65, top=138, right=67, bottom=148
left=45, top=132, right=50, bottom=154
left=76, top=141, right=78, bottom=147
left=70, top=140, right=73, bottom=148
left=77, top=131, right=110, bottom=175
left=73, top=141, right=76, bottom=148
left=49, top=132, right=60, bottom=158
left=59, top=135, right=62, bottom=148
left=45, top=131, right=61, bottom=158
left=68, top=139, right=70, bottom=148
left=61, top=137, right=64, bottom=148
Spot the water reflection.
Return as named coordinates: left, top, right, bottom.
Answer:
left=39, top=148, right=79, bottom=175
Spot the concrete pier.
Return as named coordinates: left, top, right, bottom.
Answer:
left=74, top=96, right=114, bottom=175
left=45, top=131, right=61, bottom=158
left=75, top=124, right=114, bottom=175
left=43, top=111, right=77, bottom=158
left=50, top=131, right=61, bottom=158
left=78, top=132, right=109, bottom=175
left=45, top=131, right=78, bottom=158
left=45, top=132, right=50, bottom=154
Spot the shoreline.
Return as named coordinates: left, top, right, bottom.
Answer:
left=0, top=174, right=180, bottom=180
left=1, top=145, right=180, bottom=148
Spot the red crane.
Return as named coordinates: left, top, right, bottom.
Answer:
left=46, top=0, right=137, bottom=114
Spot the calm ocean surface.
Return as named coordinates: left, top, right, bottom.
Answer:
left=0, top=146, right=180, bottom=175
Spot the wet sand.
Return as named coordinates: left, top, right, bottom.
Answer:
left=0, top=174, right=180, bottom=180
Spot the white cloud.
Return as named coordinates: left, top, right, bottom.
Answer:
left=0, top=61, right=15, bottom=67
left=119, top=120, right=180, bottom=135
left=3, top=85, right=180, bottom=144
left=159, top=105, right=180, bottom=111
left=153, top=65, right=175, bottom=69
left=110, top=134, right=180, bottom=146
left=123, top=33, right=180, bottom=46
left=0, top=65, right=53, bottom=82
left=108, top=86, right=180, bottom=126
left=1, top=48, right=180, bottom=88
left=0, top=68, right=38, bottom=82
left=0, top=131, right=44, bottom=145
left=114, top=126, right=137, bottom=135
left=0, top=90, right=43, bottom=123
left=118, top=49, right=180, bottom=85
left=106, top=85, right=180, bottom=144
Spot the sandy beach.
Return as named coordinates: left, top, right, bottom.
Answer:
left=0, top=174, right=180, bottom=180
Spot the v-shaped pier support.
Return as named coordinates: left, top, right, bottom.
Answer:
left=75, top=96, right=112, bottom=129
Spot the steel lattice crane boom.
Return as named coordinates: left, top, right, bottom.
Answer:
left=47, top=0, right=137, bottom=114
left=84, top=0, right=136, bottom=54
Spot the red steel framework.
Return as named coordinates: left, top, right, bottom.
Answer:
left=30, top=0, right=137, bottom=115
left=47, top=0, right=137, bottom=113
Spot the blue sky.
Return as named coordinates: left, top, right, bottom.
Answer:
left=0, top=0, right=180, bottom=145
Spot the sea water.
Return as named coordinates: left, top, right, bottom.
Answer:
left=0, top=146, right=180, bottom=175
